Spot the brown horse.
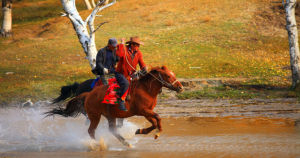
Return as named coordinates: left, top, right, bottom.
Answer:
left=46, top=66, right=183, bottom=147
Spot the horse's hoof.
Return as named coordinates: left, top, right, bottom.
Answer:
left=154, top=133, right=160, bottom=139
left=85, top=139, right=98, bottom=151
left=128, top=143, right=132, bottom=148
left=135, top=129, right=142, bottom=134
left=123, top=141, right=132, bottom=148
left=135, top=129, right=139, bottom=134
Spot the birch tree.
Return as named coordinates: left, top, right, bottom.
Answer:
left=104, top=0, right=109, bottom=5
left=83, top=0, right=92, bottom=10
left=61, top=0, right=116, bottom=69
left=90, top=0, right=96, bottom=8
left=1, top=0, right=12, bottom=37
left=283, top=0, right=300, bottom=89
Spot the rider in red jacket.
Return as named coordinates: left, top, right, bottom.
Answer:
left=115, top=36, right=147, bottom=111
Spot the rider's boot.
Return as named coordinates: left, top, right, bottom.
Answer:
left=119, top=99, right=127, bottom=111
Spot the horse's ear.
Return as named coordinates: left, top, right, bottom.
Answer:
left=161, top=65, right=167, bottom=70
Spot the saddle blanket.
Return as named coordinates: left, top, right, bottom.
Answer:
left=92, top=78, right=128, bottom=104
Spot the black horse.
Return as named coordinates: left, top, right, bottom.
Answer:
left=52, top=79, right=94, bottom=104
left=49, top=79, right=94, bottom=117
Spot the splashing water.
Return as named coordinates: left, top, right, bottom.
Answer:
left=1, top=100, right=300, bottom=157
left=0, top=101, right=139, bottom=152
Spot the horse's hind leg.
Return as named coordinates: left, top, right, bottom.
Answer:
left=88, top=114, right=101, bottom=139
left=116, top=118, right=124, bottom=128
left=135, top=116, right=157, bottom=135
left=107, top=117, right=131, bottom=147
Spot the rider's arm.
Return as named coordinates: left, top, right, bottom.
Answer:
left=116, top=44, right=125, bottom=58
left=137, top=51, right=146, bottom=70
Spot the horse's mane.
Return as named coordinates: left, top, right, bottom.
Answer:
left=138, top=66, right=162, bottom=82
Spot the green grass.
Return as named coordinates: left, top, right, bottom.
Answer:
left=176, top=86, right=294, bottom=100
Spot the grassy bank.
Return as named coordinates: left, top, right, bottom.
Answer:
left=176, top=86, right=296, bottom=100
left=0, top=0, right=297, bottom=103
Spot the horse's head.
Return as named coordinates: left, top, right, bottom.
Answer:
left=149, top=66, right=184, bottom=93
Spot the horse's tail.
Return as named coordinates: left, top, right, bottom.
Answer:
left=45, top=92, right=88, bottom=118
left=52, top=82, right=80, bottom=104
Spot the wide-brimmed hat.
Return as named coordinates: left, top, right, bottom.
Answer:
left=126, top=36, right=144, bottom=45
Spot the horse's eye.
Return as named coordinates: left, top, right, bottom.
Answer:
left=167, top=76, right=170, bottom=79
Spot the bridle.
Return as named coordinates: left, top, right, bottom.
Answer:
left=148, top=71, right=179, bottom=89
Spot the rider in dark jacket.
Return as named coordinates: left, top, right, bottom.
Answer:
left=92, top=38, right=118, bottom=85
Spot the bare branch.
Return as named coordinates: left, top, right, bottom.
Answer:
left=61, top=12, right=67, bottom=17
left=90, top=0, right=96, bottom=8
left=88, top=0, right=116, bottom=39
left=84, top=15, right=92, bottom=25
left=83, top=0, right=92, bottom=10
left=93, top=21, right=109, bottom=33
left=84, top=0, right=106, bottom=24
left=96, top=0, right=116, bottom=12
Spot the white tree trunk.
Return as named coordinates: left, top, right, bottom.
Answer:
left=283, top=0, right=300, bottom=89
left=90, top=0, right=96, bottom=8
left=1, top=0, right=12, bottom=37
left=84, top=0, right=92, bottom=10
left=104, top=0, right=109, bottom=5
left=61, top=0, right=116, bottom=69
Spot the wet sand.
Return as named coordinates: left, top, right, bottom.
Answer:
left=0, top=99, right=300, bottom=158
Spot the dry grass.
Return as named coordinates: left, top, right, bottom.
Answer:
left=199, top=16, right=212, bottom=23
left=165, top=20, right=175, bottom=26
left=0, top=0, right=296, bottom=103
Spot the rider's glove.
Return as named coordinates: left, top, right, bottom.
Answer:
left=141, top=67, right=148, bottom=74
left=103, top=68, right=109, bottom=74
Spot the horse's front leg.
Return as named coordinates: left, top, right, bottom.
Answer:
left=140, top=109, right=162, bottom=139
left=135, top=116, right=157, bottom=135
left=153, top=113, right=162, bottom=139
left=107, top=117, right=132, bottom=148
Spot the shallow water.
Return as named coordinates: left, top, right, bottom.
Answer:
left=0, top=100, right=300, bottom=158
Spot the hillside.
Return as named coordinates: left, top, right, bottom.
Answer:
left=0, top=0, right=298, bottom=103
